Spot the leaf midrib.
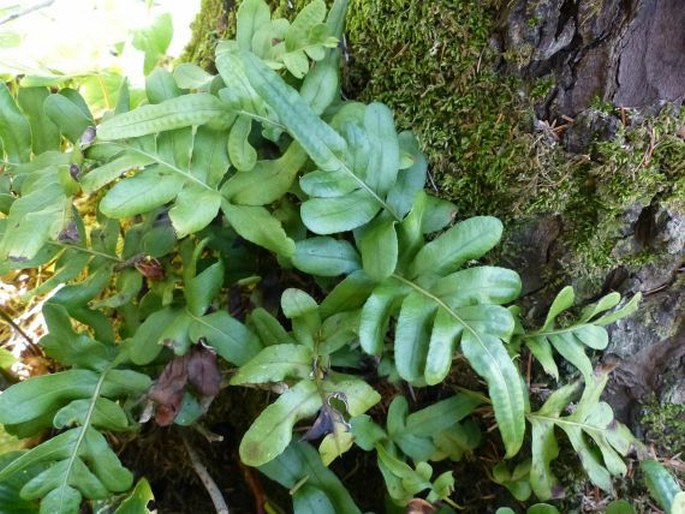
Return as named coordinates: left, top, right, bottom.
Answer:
left=391, top=273, right=523, bottom=442
left=238, top=50, right=401, bottom=222
left=528, top=413, right=614, bottom=439
left=56, top=367, right=109, bottom=512
left=522, top=323, right=595, bottom=340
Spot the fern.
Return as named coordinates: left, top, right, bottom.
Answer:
left=259, top=441, right=361, bottom=513
left=0, top=85, right=74, bottom=262
left=88, top=68, right=296, bottom=255
left=226, top=46, right=405, bottom=233
left=0, top=305, right=150, bottom=513
left=0, top=0, right=648, bottom=512
left=519, top=286, right=641, bottom=382
left=641, top=459, right=685, bottom=514
left=527, top=367, right=635, bottom=499
left=230, top=288, right=380, bottom=467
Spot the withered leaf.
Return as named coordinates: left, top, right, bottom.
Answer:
left=406, top=498, right=436, bottom=514
left=147, top=346, right=221, bottom=426
left=302, top=406, right=336, bottom=441
left=79, top=125, right=96, bottom=147
left=153, top=404, right=179, bottom=427
left=57, top=221, right=80, bottom=244
left=134, top=256, right=165, bottom=280
left=69, top=163, right=80, bottom=179
left=302, top=393, right=350, bottom=441
left=187, top=346, right=221, bottom=397
left=148, top=356, right=189, bottom=426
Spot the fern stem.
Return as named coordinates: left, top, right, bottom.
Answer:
left=390, top=273, right=482, bottom=342
left=519, top=324, right=594, bottom=340
left=389, top=272, right=512, bottom=389
left=123, top=145, right=214, bottom=192
left=234, top=109, right=286, bottom=130
left=453, top=386, right=491, bottom=405
left=339, top=160, right=401, bottom=221
left=183, top=437, right=230, bottom=514
left=47, top=240, right=122, bottom=262
left=57, top=368, right=109, bottom=506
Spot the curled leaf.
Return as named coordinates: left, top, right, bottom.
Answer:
left=148, top=346, right=221, bottom=426
left=148, top=356, right=188, bottom=427
left=301, top=393, right=350, bottom=441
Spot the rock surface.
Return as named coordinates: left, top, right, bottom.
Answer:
left=602, top=206, right=684, bottom=418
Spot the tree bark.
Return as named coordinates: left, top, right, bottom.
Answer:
left=495, top=0, right=685, bottom=418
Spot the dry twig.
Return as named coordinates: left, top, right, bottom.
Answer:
left=183, top=437, right=229, bottom=514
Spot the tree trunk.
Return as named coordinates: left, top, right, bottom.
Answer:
left=495, top=0, right=685, bottom=420
left=496, top=0, right=685, bottom=117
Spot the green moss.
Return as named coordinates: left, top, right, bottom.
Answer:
left=342, top=1, right=685, bottom=295
left=640, top=399, right=685, bottom=465
left=558, top=107, right=685, bottom=291
left=344, top=0, right=535, bottom=220
left=180, top=0, right=236, bottom=70
left=530, top=76, right=555, bottom=101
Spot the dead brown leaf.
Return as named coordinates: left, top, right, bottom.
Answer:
left=147, top=346, right=221, bottom=426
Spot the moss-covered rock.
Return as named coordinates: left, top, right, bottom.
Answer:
left=181, top=0, right=236, bottom=70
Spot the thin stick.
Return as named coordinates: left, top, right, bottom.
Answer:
left=0, top=0, right=55, bottom=27
left=183, top=437, right=229, bottom=514
left=0, top=307, right=36, bottom=350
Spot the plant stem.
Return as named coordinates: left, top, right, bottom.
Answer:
left=47, top=240, right=122, bottom=262
left=0, top=307, right=36, bottom=350
left=183, top=437, right=230, bottom=514
left=0, top=0, right=55, bottom=26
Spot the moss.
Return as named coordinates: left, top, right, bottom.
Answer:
left=343, top=1, right=534, bottom=220
left=341, top=1, right=684, bottom=258
left=640, top=399, right=685, bottom=467
left=345, top=2, right=685, bottom=296
left=530, top=76, right=555, bottom=101
left=180, top=0, right=236, bottom=71
left=556, top=107, right=685, bottom=292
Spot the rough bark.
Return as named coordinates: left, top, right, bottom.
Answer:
left=495, top=0, right=685, bottom=421
left=496, top=0, right=685, bottom=117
